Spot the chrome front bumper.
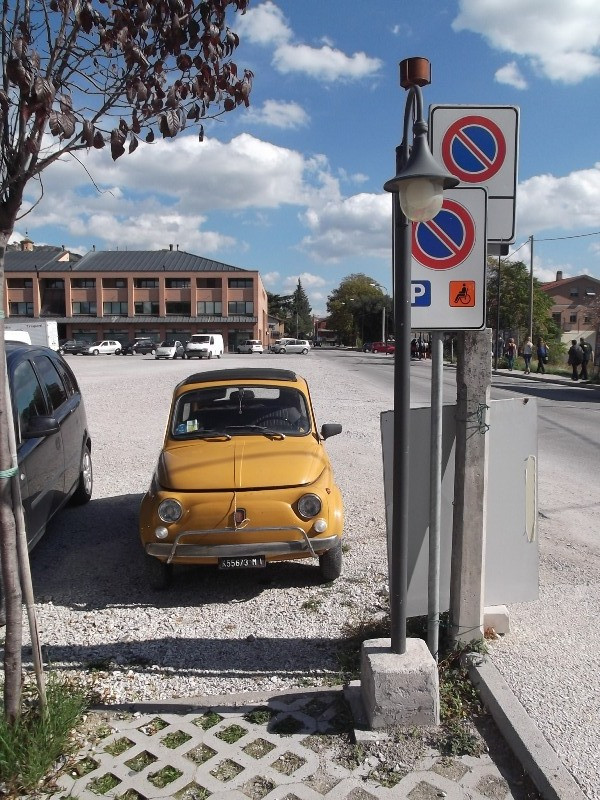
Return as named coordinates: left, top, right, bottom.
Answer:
left=145, top=526, right=339, bottom=564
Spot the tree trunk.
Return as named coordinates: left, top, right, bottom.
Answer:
left=0, top=234, right=24, bottom=723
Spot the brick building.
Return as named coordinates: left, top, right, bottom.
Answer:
left=539, top=271, right=599, bottom=351
left=3, top=241, right=269, bottom=352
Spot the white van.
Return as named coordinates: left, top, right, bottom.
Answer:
left=185, top=333, right=224, bottom=359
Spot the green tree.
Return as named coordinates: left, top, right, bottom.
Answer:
left=266, top=292, right=293, bottom=320
left=486, top=258, right=558, bottom=345
left=0, top=0, right=252, bottom=724
left=327, top=273, right=390, bottom=346
left=287, top=279, right=312, bottom=337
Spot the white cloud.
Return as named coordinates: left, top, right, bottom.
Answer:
left=517, top=163, right=600, bottom=232
left=245, top=99, right=310, bottom=129
left=273, top=43, right=381, bottom=82
left=262, top=271, right=281, bottom=286
left=236, top=0, right=292, bottom=45
left=453, top=0, right=600, bottom=83
left=300, top=193, right=391, bottom=262
left=495, top=61, right=528, bottom=89
left=283, top=272, right=327, bottom=290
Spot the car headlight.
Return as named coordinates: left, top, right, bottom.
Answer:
left=297, top=493, right=322, bottom=519
left=158, top=499, right=183, bottom=523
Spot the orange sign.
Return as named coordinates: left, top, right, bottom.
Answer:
left=449, top=280, right=476, bottom=307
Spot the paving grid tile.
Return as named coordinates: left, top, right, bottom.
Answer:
left=53, top=688, right=536, bottom=800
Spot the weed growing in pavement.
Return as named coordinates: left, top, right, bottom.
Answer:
left=0, top=673, right=90, bottom=796
left=301, top=597, right=322, bottom=611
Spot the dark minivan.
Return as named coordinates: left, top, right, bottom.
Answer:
left=5, top=341, right=93, bottom=550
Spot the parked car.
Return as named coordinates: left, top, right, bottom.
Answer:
left=237, top=339, right=264, bottom=354
left=362, top=342, right=374, bottom=352
left=120, top=338, right=156, bottom=355
left=5, top=341, right=93, bottom=550
left=59, top=339, right=88, bottom=355
left=139, top=367, right=344, bottom=589
left=85, top=339, right=122, bottom=355
left=155, top=339, right=185, bottom=359
left=372, top=341, right=395, bottom=354
left=272, top=339, right=311, bottom=354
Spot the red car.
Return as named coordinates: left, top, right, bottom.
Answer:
left=372, top=341, right=395, bottom=354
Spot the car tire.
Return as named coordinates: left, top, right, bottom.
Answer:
left=144, top=553, right=172, bottom=590
left=319, top=539, right=342, bottom=582
left=70, top=444, right=93, bottom=506
left=279, top=348, right=286, bottom=354
left=114, top=349, right=121, bottom=355
left=151, top=348, right=156, bottom=355
left=93, top=349, right=99, bottom=355
left=301, top=348, right=308, bottom=354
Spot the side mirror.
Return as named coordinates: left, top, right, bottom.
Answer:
left=320, top=423, right=342, bottom=440
left=22, top=415, right=60, bottom=439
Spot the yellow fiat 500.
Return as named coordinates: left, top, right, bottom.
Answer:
left=139, top=368, right=344, bottom=588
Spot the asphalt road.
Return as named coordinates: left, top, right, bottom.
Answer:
left=311, top=347, right=600, bottom=799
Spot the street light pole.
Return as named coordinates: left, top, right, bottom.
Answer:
left=383, top=57, right=458, bottom=655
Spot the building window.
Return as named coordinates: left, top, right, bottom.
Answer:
left=102, top=278, right=127, bottom=288
left=71, top=278, right=96, bottom=288
left=569, top=288, right=579, bottom=297
left=134, top=301, right=159, bottom=315
left=583, top=315, right=590, bottom=324
left=165, top=301, right=191, bottom=314
left=197, top=278, right=220, bottom=288
left=9, top=302, right=34, bottom=315
left=134, top=278, right=159, bottom=288
left=44, top=279, right=64, bottom=289
left=197, top=301, right=222, bottom=315
left=228, top=301, right=254, bottom=315
left=72, top=301, right=97, bottom=315
left=103, top=301, right=128, bottom=315
left=569, top=313, right=577, bottom=323
left=228, top=278, right=253, bottom=289
left=552, top=313, right=561, bottom=325
left=165, top=278, right=190, bottom=289
left=7, top=278, right=33, bottom=288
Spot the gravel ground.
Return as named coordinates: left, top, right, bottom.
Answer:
left=19, top=353, right=393, bottom=703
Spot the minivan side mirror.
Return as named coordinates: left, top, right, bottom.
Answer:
left=320, top=423, right=342, bottom=440
left=22, top=415, right=60, bottom=439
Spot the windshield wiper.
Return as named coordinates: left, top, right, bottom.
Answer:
left=224, top=425, right=285, bottom=440
left=178, top=429, right=232, bottom=440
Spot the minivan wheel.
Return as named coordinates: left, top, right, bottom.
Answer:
left=319, top=539, right=342, bottom=582
left=144, top=553, right=172, bottom=590
left=70, top=444, right=93, bottom=505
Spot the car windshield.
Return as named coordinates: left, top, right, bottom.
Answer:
left=172, top=385, right=311, bottom=438
left=160, top=341, right=176, bottom=347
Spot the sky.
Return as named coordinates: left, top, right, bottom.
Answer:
left=11, top=0, right=600, bottom=316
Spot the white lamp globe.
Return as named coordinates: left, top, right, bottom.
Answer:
left=398, top=177, right=445, bottom=222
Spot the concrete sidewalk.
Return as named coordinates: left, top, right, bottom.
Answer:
left=54, top=685, right=545, bottom=800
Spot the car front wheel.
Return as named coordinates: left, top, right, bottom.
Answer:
left=70, top=444, right=93, bottom=505
left=301, top=348, right=309, bottom=354
left=144, top=553, right=172, bottom=590
left=319, top=539, right=342, bottom=581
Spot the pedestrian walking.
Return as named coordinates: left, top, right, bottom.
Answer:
left=567, top=339, right=583, bottom=381
left=523, top=337, right=533, bottom=374
left=504, top=338, right=517, bottom=370
left=579, top=337, right=592, bottom=380
left=536, top=337, right=548, bottom=374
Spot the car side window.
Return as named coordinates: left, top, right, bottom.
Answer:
left=12, top=360, right=48, bottom=438
left=33, top=355, right=68, bottom=411
left=52, top=358, right=78, bottom=398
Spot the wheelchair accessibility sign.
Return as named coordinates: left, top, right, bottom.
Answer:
left=411, top=187, right=486, bottom=331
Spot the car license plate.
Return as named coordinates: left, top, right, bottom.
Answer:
left=218, top=556, right=266, bottom=570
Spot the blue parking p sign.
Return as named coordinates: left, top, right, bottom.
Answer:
left=411, top=280, right=431, bottom=306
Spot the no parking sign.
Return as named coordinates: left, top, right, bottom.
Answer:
left=411, top=187, right=487, bottom=331
left=429, top=105, right=519, bottom=243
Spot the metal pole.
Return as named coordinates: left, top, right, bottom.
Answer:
left=494, top=255, right=501, bottom=370
left=427, top=331, right=443, bottom=659
left=529, top=235, right=534, bottom=342
left=391, top=133, right=412, bottom=654
left=382, top=305, right=386, bottom=343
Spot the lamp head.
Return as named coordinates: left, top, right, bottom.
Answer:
left=384, top=124, right=459, bottom=221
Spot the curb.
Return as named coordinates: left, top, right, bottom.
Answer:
left=465, top=655, right=587, bottom=800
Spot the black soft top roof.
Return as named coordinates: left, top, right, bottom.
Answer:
left=178, top=368, right=298, bottom=389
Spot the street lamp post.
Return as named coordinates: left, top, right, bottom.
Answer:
left=383, top=57, right=458, bottom=655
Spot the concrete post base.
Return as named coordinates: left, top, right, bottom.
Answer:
left=360, top=637, right=440, bottom=729
left=484, top=605, right=510, bottom=635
